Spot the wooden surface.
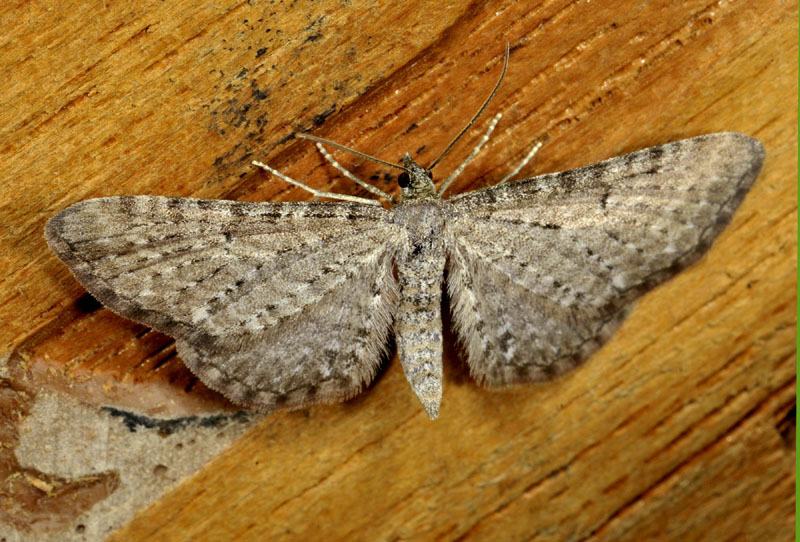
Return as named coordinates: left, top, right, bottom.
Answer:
left=1, top=0, right=796, bottom=540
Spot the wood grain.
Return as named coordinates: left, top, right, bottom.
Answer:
left=1, top=0, right=795, bottom=540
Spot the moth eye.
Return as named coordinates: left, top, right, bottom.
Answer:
left=425, top=169, right=433, bottom=180
left=398, top=172, right=410, bottom=188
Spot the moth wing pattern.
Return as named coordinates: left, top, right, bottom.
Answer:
left=445, top=133, right=764, bottom=386
left=45, top=196, right=400, bottom=410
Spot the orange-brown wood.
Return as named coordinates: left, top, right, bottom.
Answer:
left=1, top=0, right=795, bottom=540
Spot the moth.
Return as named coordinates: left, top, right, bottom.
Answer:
left=45, top=47, right=764, bottom=419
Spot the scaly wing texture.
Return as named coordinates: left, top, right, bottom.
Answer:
left=46, top=196, right=399, bottom=410
left=445, top=133, right=764, bottom=386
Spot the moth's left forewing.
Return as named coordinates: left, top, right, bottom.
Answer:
left=444, top=133, right=764, bottom=386
left=45, top=196, right=402, bottom=411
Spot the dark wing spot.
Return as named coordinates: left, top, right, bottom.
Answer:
left=498, top=330, right=514, bottom=354
left=540, top=361, right=558, bottom=378
left=647, top=145, right=664, bottom=165
left=600, top=191, right=610, bottom=210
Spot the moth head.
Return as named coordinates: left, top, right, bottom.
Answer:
left=398, top=153, right=435, bottom=199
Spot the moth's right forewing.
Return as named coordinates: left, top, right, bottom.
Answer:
left=445, top=133, right=764, bottom=386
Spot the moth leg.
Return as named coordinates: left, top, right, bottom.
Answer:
left=437, top=112, right=502, bottom=197
left=252, top=160, right=382, bottom=205
left=314, top=142, right=396, bottom=204
left=496, top=140, right=543, bottom=186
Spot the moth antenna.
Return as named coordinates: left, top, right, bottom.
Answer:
left=428, top=41, right=510, bottom=170
left=297, top=133, right=409, bottom=173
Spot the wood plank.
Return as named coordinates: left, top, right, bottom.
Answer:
left=1, top=0, right=795, bottom=540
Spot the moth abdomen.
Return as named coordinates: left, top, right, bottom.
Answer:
left=393, top=200, right=448, bottom=418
